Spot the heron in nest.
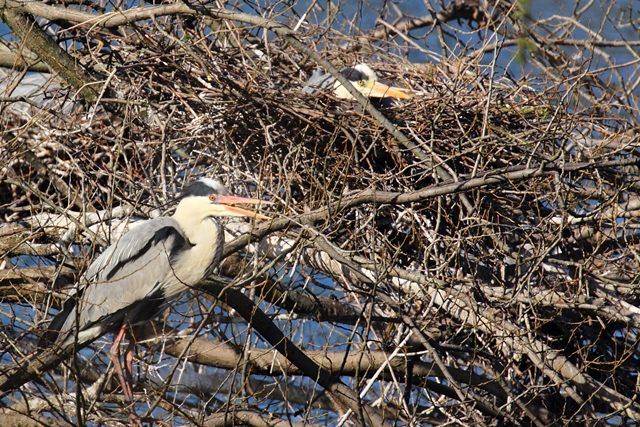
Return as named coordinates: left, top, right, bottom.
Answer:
left=302, top=63, right=411, bottom=100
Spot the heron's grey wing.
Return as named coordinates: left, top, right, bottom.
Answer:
left=1, top=72, right=79, bottom=116
left=302, top=69, right=336, bottom=94
left=73, top=224, right=187, bottom=341
left=86, top=217, right=181, bottom=282
left=40, top=217, right=187, bottom=348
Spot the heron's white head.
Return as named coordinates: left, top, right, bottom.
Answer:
left=333, top=63, right=411, bottom=100
left=176, top=178, right=271, bottom=220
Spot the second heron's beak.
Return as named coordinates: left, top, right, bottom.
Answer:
left=366, top=81, right=412, bottom=99
left=214, top=195, right=272, bottom=220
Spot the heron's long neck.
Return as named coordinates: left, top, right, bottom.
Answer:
left=172, top=207, right=225, bottom=282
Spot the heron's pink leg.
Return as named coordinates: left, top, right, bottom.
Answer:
left=110, top=322, right=135, bottom=405
left=124, top=332, right=135, bottom=392
left=120, top=327, right=169, bottom=427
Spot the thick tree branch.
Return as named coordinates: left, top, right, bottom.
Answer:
left=200, top=282, right=391, bottom=427
left=0, top=3, right=104, bottom=103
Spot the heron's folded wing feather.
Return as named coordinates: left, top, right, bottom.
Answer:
left=39, top=218, right=187, bottom=348
left=79, top=231, right=185, bottom=326
left=302, top=69, right=335, bottom=94
left=86, top=217, right=183, bottom=282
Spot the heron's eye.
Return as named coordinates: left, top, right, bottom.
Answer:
left=209, top=195, right=217, bottom=202
left=358, top=80, right=365, bottom=86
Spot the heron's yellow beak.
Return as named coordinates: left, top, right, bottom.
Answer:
left=214, top=195, right=272, bottom=220
left=366, top=81, right=411, bottom=99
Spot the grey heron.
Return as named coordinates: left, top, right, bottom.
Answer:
left=39, top=178, right=270, bottom=419
left=302, top=63, right=411, bottom=100
left=0, top=72, right=81, bottom=117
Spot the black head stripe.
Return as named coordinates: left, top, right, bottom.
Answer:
left=340, top=67, right=368, bottom=82
left=179, top=179, right=229, bottom=198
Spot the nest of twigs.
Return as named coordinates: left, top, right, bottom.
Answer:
left=3, top=32, right=578, bottom=277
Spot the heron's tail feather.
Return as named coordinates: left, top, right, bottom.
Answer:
left=37, top=297, right=76, bottom=348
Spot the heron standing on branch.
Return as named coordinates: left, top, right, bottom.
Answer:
left=302, top=63, right=411, bottom=100
left=39, top=178, right=271, bottom=422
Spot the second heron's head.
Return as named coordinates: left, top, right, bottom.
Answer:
left=176, top=178, right=271, bottom=220
left=333, top=63, right=411, bottom=100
